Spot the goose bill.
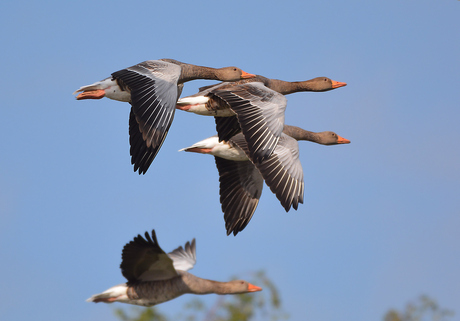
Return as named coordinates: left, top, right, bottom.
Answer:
left=247, top=283, right=263, bottom=292
left=337, top=135, right=351, bottom=144
left=241, top=71, right=256, bottom=79
left=331, top=80, right=347, bottom=88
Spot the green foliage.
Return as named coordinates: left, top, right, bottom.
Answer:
left=114, top=278, right=455, bottom=321
left=114, top=270, right=288, bottom=321
left=115, top=306, right=167, bottom=321
left=383, top=295, right=455, bottom=321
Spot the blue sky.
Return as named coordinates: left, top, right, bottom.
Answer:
left=0, top=1, right=459, bottom=320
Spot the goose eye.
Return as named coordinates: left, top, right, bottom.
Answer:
left=233, top=68, right=237, bottom=71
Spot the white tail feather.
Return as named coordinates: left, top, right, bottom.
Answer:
left=179, top=136, right=219, bottom=152
left=86, top=284, right=128, bottom=303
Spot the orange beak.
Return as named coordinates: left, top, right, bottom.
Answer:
left=75, top=89, right=106, bottom=100
left=331, top=80, right=347, bottom=89
left=240, top=70, right=256, bottom=79
left=247, top=283, right=263, bottom=292
left=337, top=135, right=351, bottom=144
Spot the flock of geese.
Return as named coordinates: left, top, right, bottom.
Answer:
left=74, top=58, right=349, bottom=307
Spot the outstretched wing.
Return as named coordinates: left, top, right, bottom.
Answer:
left=214, top=116, right=242, bottom=142
left=167, top=239, right=197, bottom=271
left=112, top=60, right=181, bottom=174
left=233, top=133, right=304, bottom=212
left=210, top=82, right=286, bottom=163
left=255, top=134, right=304, bottom=211
left=120, top=230, right=178, bottom=283
left=214, top=154, right=263, bottom=236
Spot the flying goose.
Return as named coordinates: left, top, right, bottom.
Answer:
left=74, top=59, right=255, bottom=174
left=180, top=125, right=350, bottom=235
left=87, top=230, right=262, bottom=306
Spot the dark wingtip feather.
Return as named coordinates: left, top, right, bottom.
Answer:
left=146, top=229, right=159, bottom=245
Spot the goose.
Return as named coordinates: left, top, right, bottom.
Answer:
left=87, top=229, right=262, bottom=306
left=180, top=125, right=350, bottom=235
left=73, top=59, right=255, bottom=174
left=176, top=75, right=347, bottom=162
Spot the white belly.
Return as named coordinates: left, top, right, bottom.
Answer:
left=212, top=144, right=248, bottom=161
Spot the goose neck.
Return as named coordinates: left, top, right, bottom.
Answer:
left=179, top=64, right=220, bottom=83
left=283, top=125, right=318, bottom=142
left=182, top=273, right=235, bottom=295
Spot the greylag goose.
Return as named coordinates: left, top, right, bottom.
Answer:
left=87, top=229, right=262, bottom=306
left=180, top=125, right=350, bottom=235
left=176, top=75, right=347, bottom=162
left=73, top=59, right=255, bottom=174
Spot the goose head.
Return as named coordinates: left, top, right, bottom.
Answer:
left=216, top=67, right=256, bottom=81
left=306, top=77, right=347, bottom=91
left=316, top=131, right=351, bottom=145
left=225, top=280, right=263, bottom=294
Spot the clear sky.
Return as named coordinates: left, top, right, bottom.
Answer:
left=0, top=1, right=459, bottom=320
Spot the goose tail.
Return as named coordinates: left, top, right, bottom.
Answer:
left=86, top=284, right=128, bottom=303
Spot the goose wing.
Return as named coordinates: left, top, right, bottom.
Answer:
left=111, top=60, right=181, bottom=174
left=233, top=133, right=304, bottom=212
left=214, top=153, right=263, bottom=236
left=210, top=82, right=287, bottom=163
left=120, top=230, right=178, bottom=283
left=214, top=116, right=242, bottom=142
left=167, top=239, right=196, bottom=271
